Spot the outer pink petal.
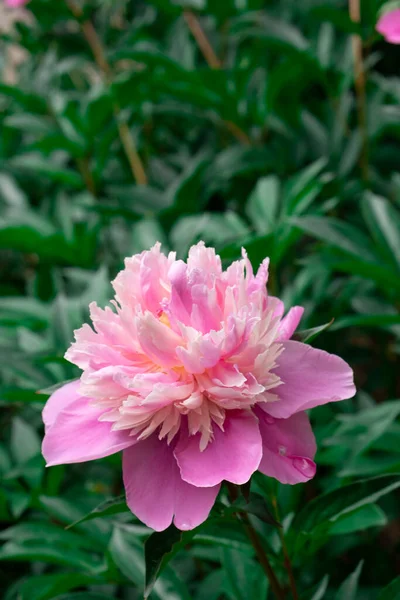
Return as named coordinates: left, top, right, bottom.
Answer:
left=377, top=10, right=400, bottom=44
left=257, top=409, right=316, bottom=484
left=42, top=398, right=134, bottom=466
left=174, top=410, right=262, bottom=487
left=42, top=380, right=80, bottom=431
left=265, top=340, right=355, bottom=419
left=123, top=436, right=220, bottom=531
left=277, top=306, right=304, bottom=341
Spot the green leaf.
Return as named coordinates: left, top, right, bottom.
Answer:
left=4, top=113, right=54, bottom=136
left=284, top=158, right=327, bottom=215
left=362, top=193, right=400, bottom=271
left=12, top=573, right=99, bottom=600
left=294, top=319, right=334, bottom=343
left=221, top=549, right=268, bottom=600
left=51, top=594, right=116, bottom=600
left=0, top=539, right=102, bottom=573
left=292, top=474, right=400, bottom=547
left=9, top=155, right=83, bottom=188
left=300, top=576, right=329, bottom=600
left=10, top=417, right=41, bottom=466
left=109, top=526, right=190, bottom=600
left=330, top=503, right=387, bottom=535
left=246, top=176, right=280, bottom=235
left=66, top=495, right=129, bottom=529
left=334, top=560, right=363, bottom=600
left=291, top=215, right=377, bottom=262
left=378, top=576, right=400, bottom=600
left=232, top=493, right=281, bottom=527
left=144, top=524, right=188, bottom=598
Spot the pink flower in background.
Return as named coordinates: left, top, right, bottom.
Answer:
left=4, top=0, right=29, bottom=7
left=42, top=243, right=355, bottom=531
left=377, top=7, right=400, bottom=44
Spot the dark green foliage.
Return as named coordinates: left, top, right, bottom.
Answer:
left=1, top=0, right=400, bottom=598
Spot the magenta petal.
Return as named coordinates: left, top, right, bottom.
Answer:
left=123, top=436, right=220, bottom=531
left=266, top=340, right=355, bottom=419
left=257, top=409, right=317, bottom=484
left=174, top=410, right=262, bottom=487
left=42, top=398, right=134, bottom=466
left=42, top=380, right=81, bottom=431
left=277, top=306, right=304, bottom=341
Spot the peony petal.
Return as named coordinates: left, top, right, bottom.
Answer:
left=257, top=409, right=316, bottom=484
left=174, top=410, right=262, bottom=487
left=42, top=398, right=134, bottom=466
left=377, top=10, right=400, bottom=44
left=123, top=436, right=220, bottom=531
left=277, top=306, right=304, bottom=341
left=265, top=340, right=355, bottom=419
left=42, top=380, right=81, bottom=431
left=136, top=311, right=182, bottom=367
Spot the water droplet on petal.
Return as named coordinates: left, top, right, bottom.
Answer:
left=292, top=456, right=316, bottom=478
left=278, top=445, right=286, bottom=456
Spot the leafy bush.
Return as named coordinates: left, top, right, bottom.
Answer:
left=1, top=0, right=400, bottom=598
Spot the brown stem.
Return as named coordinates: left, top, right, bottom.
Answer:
left=183, top=10, right=251, bottom=146
left=183, top=9, right=221, bottom=69
left=226, top=484, right=285, bottom=600
left=272, top=497, right=298, bottom=600
left=67, top=1, right=147, bottom=185
left=349, top=0, right=369, bottom=182
left=242, top=513, right=286, bottom=600
left=76, top=156, right=97, bottom=196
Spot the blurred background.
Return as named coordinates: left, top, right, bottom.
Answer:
left=1, top=0, right=400, bottom=598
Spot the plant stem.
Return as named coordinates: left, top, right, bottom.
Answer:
left=67, top=1, right=147, bottom=185
left=76, top=156, right=97, bottom=196
left=349, top=0, right=369, bottom=182
left=272, top=496, right=298, bottom=600
left=226, top=484, right=285, bottom=599
left=242, top=513, right=286, bottom=600
left=183, top=10, right=251, bottom=145
left=183, top=9, right=221, bottom=69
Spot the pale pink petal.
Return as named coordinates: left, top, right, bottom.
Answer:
left=42, top=398, right=134, bottom=466
left=187, top=242, right=222, bottom=275
left=174, top=410, right=262, bottom=487
left=123, top=436, right=220, bottom=531
left=277, top=306, right=304, bottom=341
left=168, top=260, right=192, bottom=324
left=265, top=340, right=355, bottom=419
left=42, top=380, right=80, bottom=431
left=136, top=312, right=182, bottom=367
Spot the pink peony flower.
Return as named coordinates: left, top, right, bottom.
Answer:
left=42, top=243, right=355, bottom=531
left=4, top=0, right=29, bottom=7
left=377, top=7, right=400, bottom=44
